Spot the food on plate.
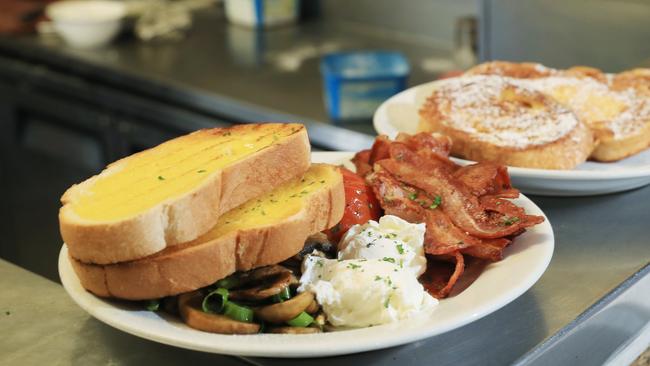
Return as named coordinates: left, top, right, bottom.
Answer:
left=70, top=163, right=345, bottom=300
left=463, top=61, right=650, bottom=162
left=61, top=123, right=545, bottom=335
left=60, top=123, right=311, bottom=264
left=353, top=132, right=545, bottom=298
left=417, top=75, right=595, bottom=169
left=299, top=215, right=436, bottom=327
left=612, top=68, right=650, bottom=96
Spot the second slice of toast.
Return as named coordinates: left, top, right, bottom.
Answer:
left=69, top=164, right=345, bottom=300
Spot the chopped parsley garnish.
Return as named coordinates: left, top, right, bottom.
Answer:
left=384, top=295, right=391, bottom=308
left=316, top=260, right=324, bottom=267
left=382, top=257, right=396, bottom=264
left=374, top=275, right=382, bottom=281
left=222, top=131, right=232, bottom=136
left=396, top=244, right=405, bottom=254
left=197, top=169, right=207, bottom=173
left=408, top=192, right=418, bottom=200
left=320, top=180, right=326, bottom=184
left=157, top=175, right=165, bottom=181
left=503, top=216, right=520, bottom=226
left=347, top=263, right=362, bottom=270
left=429, top=195, right=442, bottom=209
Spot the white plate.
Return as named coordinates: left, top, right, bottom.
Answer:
left=373, top=80, right=650, bottom=196
left=58, top=152, right=554, bottom=358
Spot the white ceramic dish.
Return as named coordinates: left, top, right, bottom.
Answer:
left=59, top=152, right=554, bottom=358
left=373, top=79, right=650, bottom=196
left=46, top=0, right=125, bottom=48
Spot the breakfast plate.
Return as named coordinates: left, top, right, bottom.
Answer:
left=58, top=152, right=554, bottom=358
left=373, top=80, right=650, bottom=196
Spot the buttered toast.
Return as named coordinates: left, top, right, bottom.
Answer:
left=69, top=164, right=345, bottom=300
left=418, top=75, right=595, bottom=169
left=60, top=123, right=311, bottom=264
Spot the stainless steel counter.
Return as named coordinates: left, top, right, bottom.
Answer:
left=0, top=9, right=448, bottom=151
left=2, top=184, right=649, bottom=365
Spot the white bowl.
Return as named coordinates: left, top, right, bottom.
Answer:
left=46, top=0, right=126, bottom=48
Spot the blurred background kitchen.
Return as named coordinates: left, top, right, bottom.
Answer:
left=1, top=0, right=650, bottom=283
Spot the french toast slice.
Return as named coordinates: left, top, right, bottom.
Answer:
left=465, top=61, right=553, bottom=79
left=468, top=61, right=650, bottom=161
left=60, top=123, right=311, bottom=264
left=418, top=75, right=594, bottom=169
left=69, top=164, right=345, bottom=300
left=520, top=75, right=648, bottom=162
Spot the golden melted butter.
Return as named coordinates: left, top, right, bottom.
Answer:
left=203, top=164, right=339, bottom=239
left=71, top=124, right=303, bottom=221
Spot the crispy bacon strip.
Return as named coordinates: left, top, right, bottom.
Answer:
left=378, top=151, right=539, bottom=239
left=351, top=149, right=373, bottom=177
left=424, top=209, right=479, bottom=255
left=367, top=171, right=425, bottom=224
left=453, top=163, right=513, bottom=197
left=421, top=251, right=465, bottom=299
left=369, top=135, right=392, bottom=164
left=460, top=238, right=511, bottom=261
left=361, top=132, right=545, bottom=297
left=395, top=132, right=452, bottom=157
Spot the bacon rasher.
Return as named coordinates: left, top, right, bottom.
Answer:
left=354, top=132, right=544, bottom=299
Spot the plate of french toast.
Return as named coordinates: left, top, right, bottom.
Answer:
left=374, top=62, right=650, bottom=196
left=58, top=123, right=553, bottom=357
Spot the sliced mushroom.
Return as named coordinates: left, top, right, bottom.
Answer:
left=254, top=291, right=314, bottom=323
left=161, top=296, right=179, bottom=315
left=267, top=326, right=321, bottom=334
left=178, top=291, right=260, bottom=334
left=229, top=271, right=294, bottom=301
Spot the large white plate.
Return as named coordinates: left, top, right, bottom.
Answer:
left=373, top=80, right=650, bottom=196
left=58, top=152, right=554, bottom=358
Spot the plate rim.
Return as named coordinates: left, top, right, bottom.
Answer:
left=58, top=152, right=555, bottom=358
left=373, top=79, right=650, bottom=180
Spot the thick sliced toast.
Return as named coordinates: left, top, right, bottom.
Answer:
left=61, top=123, right=311, bottom=264
left=418, top=75, right=595, bottom=169
left=69, top=164, right=345, bottom=300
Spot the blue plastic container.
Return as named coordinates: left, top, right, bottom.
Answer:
left=320, top=51, right=410, bottom=120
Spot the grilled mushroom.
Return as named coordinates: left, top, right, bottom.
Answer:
left=178, top=291, right=260, bottom=334
left=254, top=291, right=314, bottom=323
left=219, top=265, right=298, bottom=301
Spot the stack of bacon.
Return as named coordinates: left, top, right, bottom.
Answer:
left=352, top=133, right=545, bottom=299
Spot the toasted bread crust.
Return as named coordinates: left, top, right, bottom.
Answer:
left=61, top=124, right=311, bottom=264
left=69, top=166, right=345, bottom=300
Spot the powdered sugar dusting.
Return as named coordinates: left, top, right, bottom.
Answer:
left=517, top=76, right=649, bottom=139
left=428, top=75, right=578, bottom=148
